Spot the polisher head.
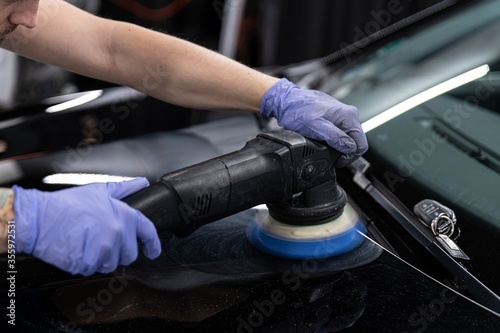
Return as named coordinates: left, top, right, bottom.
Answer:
left=246, top=204, right=367, bottom=259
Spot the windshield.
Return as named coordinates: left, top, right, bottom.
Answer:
left=327, top=0, right=500, bottom=232
left=327, top=0, right=500, bottom=122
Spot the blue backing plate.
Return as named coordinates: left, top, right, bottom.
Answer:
left=246, top=215, right=367, bottom=260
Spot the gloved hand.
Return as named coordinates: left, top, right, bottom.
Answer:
left=261, top=78, right=368, bottom=167
left=13, top=177, right=161, bottom=276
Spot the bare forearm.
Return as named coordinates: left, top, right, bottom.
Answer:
left=0, top=188, right=15, bottom=254
left=4, top=0, right=278, bottom=112
left=108, top=22, right=279, bottom=111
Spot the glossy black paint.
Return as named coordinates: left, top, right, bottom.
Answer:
left=4, top=210, right=499, bottom=332
left=2, top=0, right=500, bottom=331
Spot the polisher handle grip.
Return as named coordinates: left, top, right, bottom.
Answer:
left=124, top=130, right=342, bottom=237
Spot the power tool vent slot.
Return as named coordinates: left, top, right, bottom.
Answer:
left=302, top=146, right=315, bottom=158
left=191, top=193, right=212, bottom=216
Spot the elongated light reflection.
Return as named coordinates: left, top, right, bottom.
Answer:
left=43, top=173, right=134, bottom=185
left=46, top=90, right=103, bottom=113
left=362, top=64, right=490, bottom=133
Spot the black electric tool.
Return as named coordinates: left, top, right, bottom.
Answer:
left=124, top=130, right=366, bottom=259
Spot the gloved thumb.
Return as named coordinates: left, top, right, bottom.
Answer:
left=104, top=177, right=150, bottom=200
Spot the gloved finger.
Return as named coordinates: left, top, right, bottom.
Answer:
left=134, top=210, right=162, bottom=259
left=80, top=245, right=118, bottom=276
left=324, top=131, right=357, bottom=154
left=117, top=235, right=139, bottom=267
left=97, top=262, right=121, bottom=275
left=334, top=133, right=368, bottom=168
left=105, top=177, right=150, bottom=200
left=305, top=119, right=367, bottom=168
left=78, top=231, right=122, bottom=276
left=344, top=127, right=369, bottom=156
left=307, top=118, right=357, bottom=154
left=100, top=199, right=142, bottom=267
left=326, top=107, right=366, bottom=149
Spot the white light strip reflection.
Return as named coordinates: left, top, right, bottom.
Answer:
left=362, top=64, right=490, bottom=133
left=43, top=173, right=134, bottom=185
left=45, top=90, right=103, bottom=113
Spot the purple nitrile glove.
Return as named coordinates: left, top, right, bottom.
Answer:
left=261, top=78, right=368, bottom=167
left=13, top=177, right=161, bottom=276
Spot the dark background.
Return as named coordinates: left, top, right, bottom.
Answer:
left=99, top=0, right=442, bottom=66
left=10, top=0, right=444, bottom=104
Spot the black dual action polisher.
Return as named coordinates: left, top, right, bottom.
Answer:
left=124, top=130, right=366, bottom=259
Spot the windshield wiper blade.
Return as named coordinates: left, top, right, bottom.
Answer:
left=348, top=157, right=500, bottom=314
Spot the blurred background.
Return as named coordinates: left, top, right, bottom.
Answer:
left=1, top=0, right=442, bottom=108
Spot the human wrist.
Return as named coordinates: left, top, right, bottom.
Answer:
left=0, top=187, right=15, bottom=254
left=12, top=185, right=39, bottom=254
left=260, top=78, right=297, bottom=118
left=0, top=221, right=8, bottom=253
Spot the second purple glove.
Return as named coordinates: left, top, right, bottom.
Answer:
left=13, top=178, right=161, bottom=276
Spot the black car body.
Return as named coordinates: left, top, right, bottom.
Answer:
left=2, top=0, right=500, bottom=332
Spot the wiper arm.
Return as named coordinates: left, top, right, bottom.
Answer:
left=348, top=157, right=500, bottom=314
